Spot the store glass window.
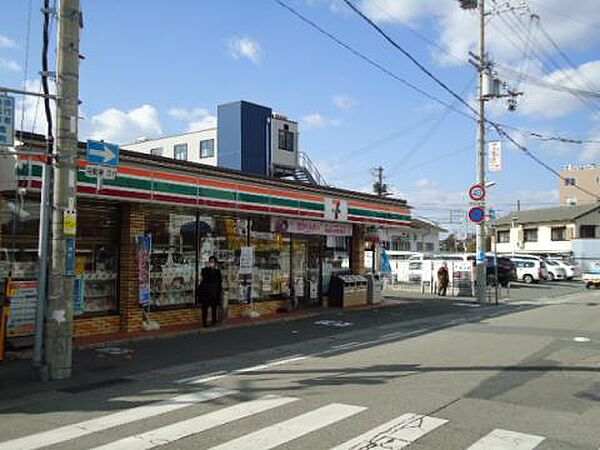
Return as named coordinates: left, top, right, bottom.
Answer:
left=75, top=201, right=120, bottom=315
left=250, top=218, right=291, bottom=302
left=197, top=215, right=245, bottom=305
left=147, top=210, right=196, bottom=307
left=322, top=235, right=350, bottom=296
left=1, top=196, right=40, bottom=337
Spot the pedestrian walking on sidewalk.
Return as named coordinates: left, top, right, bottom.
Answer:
left=198, top=256, right=223, bottom=327
left=437, top=262, right=449, bottom=296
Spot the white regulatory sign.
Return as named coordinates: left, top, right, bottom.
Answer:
left=85, top=165, right=117, bottom=180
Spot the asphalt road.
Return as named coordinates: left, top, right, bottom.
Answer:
left=0, top=283, right=599, bottom=449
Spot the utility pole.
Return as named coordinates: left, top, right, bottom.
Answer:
left=474, top=0, right=487, bottom=304
left=372, top=166, right=389, bottom=198
left=45, top=0, right=80, bottom=379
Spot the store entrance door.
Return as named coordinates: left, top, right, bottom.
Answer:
left=292, top=236, right=322, bottom=307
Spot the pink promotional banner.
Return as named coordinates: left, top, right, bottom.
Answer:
left=271, top=217, right=352, bottom=236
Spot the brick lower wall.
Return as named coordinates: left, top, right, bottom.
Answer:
left=74, top=315, right=120, bottom=337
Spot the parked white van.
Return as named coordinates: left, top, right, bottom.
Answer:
left=510, top=258, right=543, bottom=284
left=503, top=254, right=548, bottom=280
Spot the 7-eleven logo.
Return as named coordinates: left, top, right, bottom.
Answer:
left=326, top=198, right=347, bottom=221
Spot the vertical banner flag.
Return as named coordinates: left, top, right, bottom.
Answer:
left=135, top=234, right=152, bottom=307
left=488, top=141, right=502, bottom=172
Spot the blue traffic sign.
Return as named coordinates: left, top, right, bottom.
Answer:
left=86, top=140, right=120, bottom=167
left=468, top=206, right=486, bottom=224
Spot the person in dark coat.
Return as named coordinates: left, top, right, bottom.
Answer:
left=198, top=256, right=222, bottom=327
left=437, top=262, right=449, bottom=296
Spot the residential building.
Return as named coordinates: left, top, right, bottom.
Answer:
left=492, top=204, right=600, bottom=268
left=386, top=218, right=446, bottom=253
left=559, top=164, right=600, bottom=206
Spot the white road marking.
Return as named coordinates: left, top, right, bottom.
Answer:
left=0, top=388, right=236, bottom=450
left=177, top=371, right=227, bottom=384
left=209, top=403, right=367, bottom=450
left=331, top=413, right=448, bottom=450
left=91, top=395, right=298, bottom=450
left=185, top=355, right=308, bottom=384
left=467, top=428, right=545, bottom=450
left=235, top=355, right=308, bottom=373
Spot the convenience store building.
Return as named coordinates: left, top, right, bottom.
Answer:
left=0, top=130, right=410, bottom=346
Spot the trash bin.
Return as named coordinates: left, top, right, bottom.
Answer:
left=367, top=274, right=382, bottom=304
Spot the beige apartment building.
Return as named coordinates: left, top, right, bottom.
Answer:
left=560, top=164, right=600, bottom=206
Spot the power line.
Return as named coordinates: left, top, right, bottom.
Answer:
left=272, top=0, right=478, bottom=123
left=494, top=4, right=600, bottom=115
left=339, top=0, right=600, bottom=201
left=275, top=0, right=600, bottom=201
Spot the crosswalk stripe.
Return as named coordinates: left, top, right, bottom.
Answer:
left=209, top=403, right=367, bottom=450
left=467, top=428, right=545, bottom=450
left=331, top=413, right=448, bottom=450
left=0, top=388, right=236, bottom=450
left=91, top=395, right=298, bottom=450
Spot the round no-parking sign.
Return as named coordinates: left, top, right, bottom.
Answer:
left=468, top=206, right=486, bottom=224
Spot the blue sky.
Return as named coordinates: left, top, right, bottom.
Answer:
left=2, top=0, right=600, bottom=232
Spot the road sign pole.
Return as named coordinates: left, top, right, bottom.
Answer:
left=46, top=0, right=80, bottom=380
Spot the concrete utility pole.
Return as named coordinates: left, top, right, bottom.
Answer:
left=475, top=0, right=487, bottom=304
left=45, top=0, right=80, bottom=379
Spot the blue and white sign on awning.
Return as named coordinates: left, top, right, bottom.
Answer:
left=0, top=96, right=15, bottom=147
left=86, top=140, right=120, bottom=167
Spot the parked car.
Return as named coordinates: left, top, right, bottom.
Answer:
left=485, top=256, right=515, bottom=287
left=503, top=254, right=549, bottom=280
left=543, top=259, right=568, bottom=281
left=510, top=258, right=543, bottom=284
left=546, top=258, right=580, bottom=280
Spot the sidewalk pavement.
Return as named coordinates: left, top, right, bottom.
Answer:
left=0, top=294, right=479, bottom=405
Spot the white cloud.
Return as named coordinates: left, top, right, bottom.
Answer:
left=0, top=35, right=18, bottom=49
left=415, top=178, right=433, bottom=188
left=302, top=113, right=341, bottom=128
left=229, top=37, right=262, bottom=65
left=360, top=0, right=441, bottom=25
left=359, top=0, right=600, bottom=67
left=333, top=93, right=358, bottom=110
left=0, top=57, right=21, bottom=72
left=188, top=116, right=218, bottom=132
left=167, top=107, right=210, bottom=121
left=88, top=105, right=162, bottom=144
left=169, top=106, right=217, bottom=131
